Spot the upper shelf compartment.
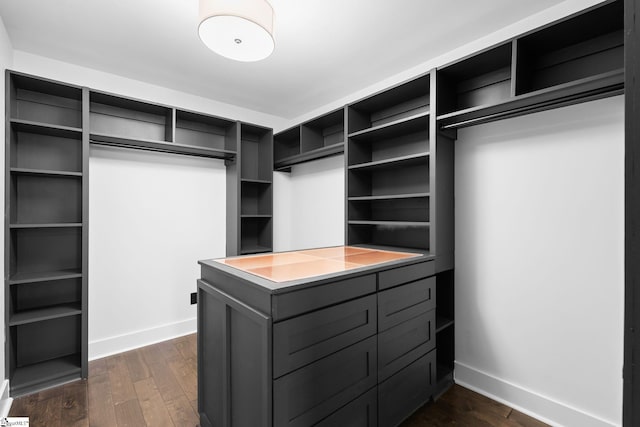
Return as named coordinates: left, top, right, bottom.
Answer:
left=274, top=108, right=345, bottom=172
left=348, top=75, right=430, bottom=134
left=89, top=92, right=236, bottom=160
left=9, top=73, right=83, bottom=130
left=436, top=0, right=624, bottom=130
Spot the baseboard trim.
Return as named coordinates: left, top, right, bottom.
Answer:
left=454, top=361, right=619, bottom=427
left=89, top=318, right=197, bottom=360
left=0, top=380, right=12, bottom=417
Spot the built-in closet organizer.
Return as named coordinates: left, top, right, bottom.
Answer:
left=4, top=70, right=274, bottom=395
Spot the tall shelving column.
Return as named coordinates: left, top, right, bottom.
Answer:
left=5, top=71, right=88, bottom=396
left=227, top=122, right=273, bottom=256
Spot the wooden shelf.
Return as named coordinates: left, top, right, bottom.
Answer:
left=90, top=133, right=236, bottom=160
left=348, top=193, right=430, bottom=201
left=241, top=214, right=272, bottom=219
left=241, top=178, right=272, bottom=185
left=8, top=269, right=83, bottom=286
left=10, top=167, right=82, bottom=177
left=437, top=69, right=623, bottom=129
left=274, top=142, right=344, bottom=172
left=349, top=220, right=430, bottom=227
left=9, top=303, right=82, bottom=326
left=348, top=111, right=429, bottom=140
left=10, top=354, right=81, bottom=397
left=10, top=223, right=82, bottom=229
left=10, top=119, right=82, bottom=137
left=239, top=245, right=272, bottom=255
left=348, top=152, right=429, bottom=171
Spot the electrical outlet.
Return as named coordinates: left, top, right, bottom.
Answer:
left=190, top=292, right=197, bottom=305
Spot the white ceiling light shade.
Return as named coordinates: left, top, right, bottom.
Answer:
left=198, top=0, right=275, bottom=62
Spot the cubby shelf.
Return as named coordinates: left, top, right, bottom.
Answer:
left=347, top=111, right=429, bottom=140
left=9, top=304, right=82, bottom=326
left=274, top=108, right=345, bottom=172
left=239, top=245, right=272, bottom=255
left=7, top=270, right=83, bottom=286
left=11, top=355, right=81, bottom=395
left=436, top=316, right=455, bottom=333
left=348, top=153, right=429, bottom=170
left=10, top=223, right=83, bottom=229
left=10, top=119, right=82, bottom=136
left=348, top=220, right=429, bottom=227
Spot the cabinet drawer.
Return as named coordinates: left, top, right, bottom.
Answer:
left=378, top=277, right=435, bottom=331
left=314, top=388, right=377, bottom=427
left=378, top=350, right=436, bottom=427
left=378, top=310, right=435, bottom=382
left=273, top=294, right=377, bottom=378
left=378, top=261, right=434, bottom=290
left=274, top=336, right=377, bottom=427
left=272, top=274, right=376, bottom=321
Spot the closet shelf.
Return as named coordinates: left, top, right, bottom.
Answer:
left=90, top=132, right=236, bottom=160
left=8, top=270, right=83, bottom=286
left=240, top=245, right=272, bottom=255
left=10, top=355, right=81, bottom=397
left=436, top=316, right=455, bottom=333
left=9, top=303, right=83, bottom=326
left=10, top=118, right=83, bottom=137
left=241, top=178, right=272, bottom=185
left=348, top=193, right=430, bottom=201
left=274, top=142, right=344, bottom=172
left=437, top=69, right=623, bottom=129
left=348, top=111, right=429, bottom=140
left=10, top=223, right=82, bottom=229
left=348, top=152, right=429, bottom=171
left=10, top=167, right=82, bottom=177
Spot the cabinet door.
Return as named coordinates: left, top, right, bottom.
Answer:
left=198, top=280, right=272, bottom=427
left=273, top=294, right=376, bottom=377
left=274, top=336, right=377, bottom=427
left=378, top=350, right=436, bottom=427
left=378, top=277, right=435, bottom=331
left=378, top=310, right=435, bottom=382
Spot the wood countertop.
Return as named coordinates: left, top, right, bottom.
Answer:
left=212, top=246, right=422, bottom=283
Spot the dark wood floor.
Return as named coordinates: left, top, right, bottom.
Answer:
left=9, top=334, right=549, bottom=427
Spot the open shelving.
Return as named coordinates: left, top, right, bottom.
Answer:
left=274, top=108, right=345, bottom=172
left=227, top=123, right=273, bottom=255
left=5, top=71, right=88, bottom=395
left=437, top=0, right=624, bottom=129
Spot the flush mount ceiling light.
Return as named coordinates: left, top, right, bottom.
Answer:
left=198, top=0, right=275, bottom=62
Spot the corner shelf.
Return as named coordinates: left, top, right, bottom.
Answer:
left=274, top=108, right=345, bottom=172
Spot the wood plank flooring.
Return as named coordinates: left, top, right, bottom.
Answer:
left=9, top=334, right=548, bottom=427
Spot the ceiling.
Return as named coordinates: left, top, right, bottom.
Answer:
left=0, top=0, right=567, bottom=119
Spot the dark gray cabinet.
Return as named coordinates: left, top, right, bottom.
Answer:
left=198, top=253, right=437, bottom=427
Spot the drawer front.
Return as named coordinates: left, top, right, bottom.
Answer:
left=378, top=277, right=435, bottom=331
left=378, top=260, right=434, bottom=291
left=273, top=294, right=377, bottom=378
left=274, top=336, right=377, bottom=427
left=314, top=388, right=377, bottom=427
left=272, top=274, right=376, bottom=321
left=378, top=350, right=436, bottom=427
left=378, top=310, right=435, bottom=382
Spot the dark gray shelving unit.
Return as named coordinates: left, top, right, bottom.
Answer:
left=346, top=74, right=432, bottom=252
left=227, top=123, right=273, bottom=255
left=344, top=70, right=457, bottom=414
left=5, top=71, right=88, bottom=396
left=437, top=0, right=624, bottom=129
left=274, top=108, right=344, bottom=172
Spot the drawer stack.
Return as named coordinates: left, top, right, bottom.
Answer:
left=198, top=258, right=439, bottom=427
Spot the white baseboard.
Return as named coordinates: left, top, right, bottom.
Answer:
left=89, top=318, right=197, bottom=360
left=454, top=361, right=620, bottom=427
left=0, top=380, right=12, bottom=417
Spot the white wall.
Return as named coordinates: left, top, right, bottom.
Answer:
left=88, top=147, right=226, bottom=358
left=0, top=14, right=12, bottom=414
left=273, top=155, right=345, bottom=251
left=454, top=96, right=624, bottom=427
